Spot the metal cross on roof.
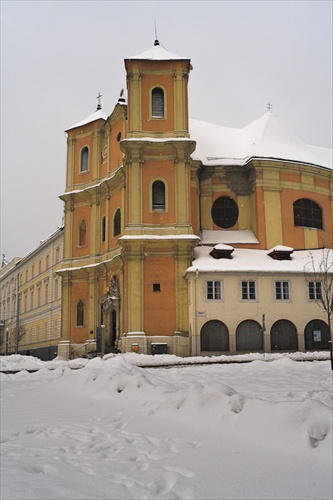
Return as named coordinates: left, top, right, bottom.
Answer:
left=267, top=102, right=273, bottom=111
left=96, top=92, right=102, bottom=110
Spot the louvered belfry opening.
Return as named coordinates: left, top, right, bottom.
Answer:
left=152, top=180, right=165, bottom=211
left=81, top=147, right=89, bottom=172
left=152, top=87, right=164, bottom=118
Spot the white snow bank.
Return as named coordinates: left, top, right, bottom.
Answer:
left=1, top=354, right=332, bottom=500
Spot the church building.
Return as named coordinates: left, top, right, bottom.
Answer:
left=57, top=39, right=333, bottom=358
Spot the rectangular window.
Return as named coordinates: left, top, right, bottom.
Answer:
left=32, top=265, right=35, bottom=278
left=54, top=279, right=58, bottom=300
left=38, top=260, right=42, bottom=274
left=37, top=286, right=41, bottom=307
left=153, top=283, right=161, bottom=292
left=30, top=289, right=34, bottom=310
left=308, top=281, right=322, bottom=300
left=206, top=280, right=222, bottom=300
left=46, top=255, right=49, bottom=269
left=275, top=281, right=290, bottom=300
left=45, top=282, right=49, bottom=304
left=241, top=281, right=256, bottom=300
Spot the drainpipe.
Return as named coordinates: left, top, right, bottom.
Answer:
left=15, top=275, right=19, bottom=354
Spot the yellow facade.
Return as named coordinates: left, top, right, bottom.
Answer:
left=55, top=40, right=332, bottom=358
left=0, top=228, right=63, bottom=358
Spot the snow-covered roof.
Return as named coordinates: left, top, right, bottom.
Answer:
left=186, top=247, right=333, bottom=274
left=190, top=111, right=332, bottom=170
left=201, top=230, right=259, bottom=245
left=127, top=40, right=189, bottom=61
left=119, top=234, right=200, bottom=242
left=66, top=109, right=108, bottom=132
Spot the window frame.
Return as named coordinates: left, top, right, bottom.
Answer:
left=211, top=196, right=239, bottom=229
left=80, top=146, right=89, bottom=173
left=308, top=281, right=322, bottom=301
left=78, top=220, right=87, bottom=247
left=293, top=198, right=323, bottom=229
left=113, top=209, right=121, bottom=237
left=205, top=280, right=223, bottom=301
left=151, top=86, right=165, bottom=119
left=240, top=280, right=257, bottom=301
left=274, top=280, right=291, bottom=301
left=76, top=300, right=84, bottom=327
left=101, top=215, right=106, bottom=243
left=152, top=180, right=166, bottom=211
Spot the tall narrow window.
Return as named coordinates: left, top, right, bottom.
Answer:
left=152, top=181, right=165, bottom=211
left=81, top=147, right=89, bottom=172
left=152, top=87, right=164, bottom=118
left=101, top=216, right=106, bottom=242
left=79, top=220, right=87, bottom=246
left=44, top=281, right=49, bottom=304
left=77, top=300, right=84, bottom=327
left=113, top=209, right=121, bottom=237
left=293, top=199, right=322, bottom=229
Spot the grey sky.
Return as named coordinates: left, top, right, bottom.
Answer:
left=1, top=0, right=332, bottom=261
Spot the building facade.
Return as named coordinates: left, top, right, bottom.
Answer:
left=2, top=41, right=331, bottom=360
left=0, top=228, right=63, bottom=359
left=57, top=39, right=332, bottom=358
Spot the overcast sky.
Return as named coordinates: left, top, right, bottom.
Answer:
left=1, top=0, right=332, bottom=262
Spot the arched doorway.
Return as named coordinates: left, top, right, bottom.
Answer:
left=200, top=320, right=229, bottom=352
left=236, top=320, right=263, bottom=351
left=304, top=320, right=330, bottom=350
left=101, top=277, right=120, bottom=353
left=271, top=320, right=298, bottom=351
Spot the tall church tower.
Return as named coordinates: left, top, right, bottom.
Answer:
left=119, top=40, right=199, bottom=353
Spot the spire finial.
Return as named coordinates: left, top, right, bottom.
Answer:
left=96, top=92, right=102, bottom=111
left=266, top=101, right=273, bottom=112
left=154, top=21, right=159, bottom=46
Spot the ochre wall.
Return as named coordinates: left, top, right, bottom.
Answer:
left=143, top=254, right=176, bottom=336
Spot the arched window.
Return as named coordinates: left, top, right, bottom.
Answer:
left=113, top=209, right=121, bottom=237
left=236, top=320, right=263, bottom=351
left=76, top=300, right=84, bottom=327
left=79, top=220, right=87, bottom=246
left=80, top=147, right=89, bottom=173
left=200, top=320, right=229, bottom=352
left=293, top=199, right=322, bottom=229
left=152, top=87, right=164, bottom=118
left=270, top=320, right=298, bottom=351
left=211, top=196, right=239, bottom=229
left=152, top=180, right=166, bottom=211
left=101, top=216, right=106, bottom=243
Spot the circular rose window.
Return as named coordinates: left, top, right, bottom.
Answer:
left=211, top=196, right=239, bottom=229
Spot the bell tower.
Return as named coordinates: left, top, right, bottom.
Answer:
left=119, top=40, right=199, bottom=351
left=125, top=39, right=191, bottom=139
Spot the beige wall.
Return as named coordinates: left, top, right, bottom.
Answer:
left=187, top=271, right=328, bottom=355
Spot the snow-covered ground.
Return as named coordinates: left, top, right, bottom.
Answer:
left=1, top=352, right=332, bottom=500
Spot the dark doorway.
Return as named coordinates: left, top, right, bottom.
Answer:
left=271, top=320, right=298, bottom=351
left=200, top=320, right=229, bottom=352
